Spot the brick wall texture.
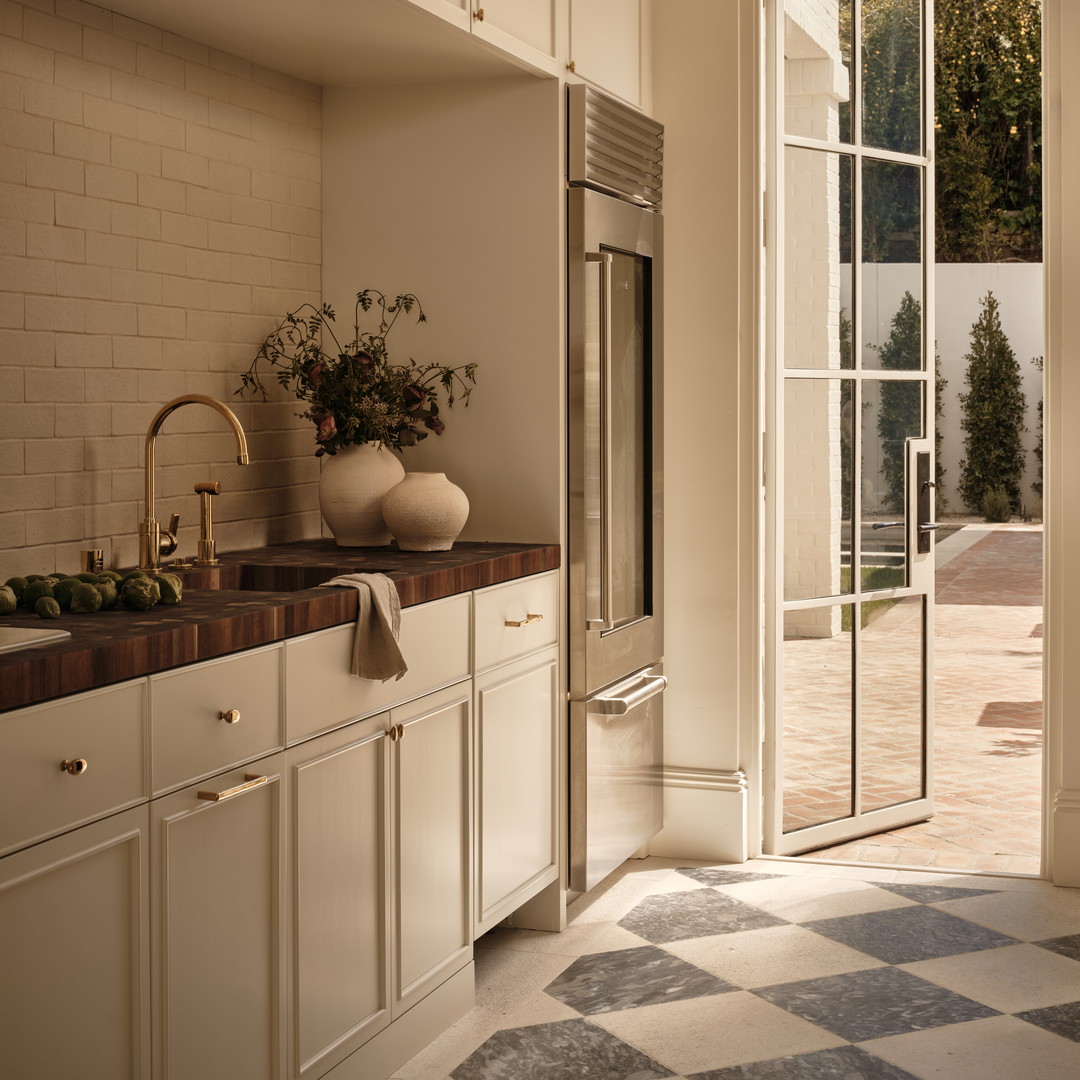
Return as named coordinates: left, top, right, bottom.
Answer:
left=0, top=0, right=323, bottom=578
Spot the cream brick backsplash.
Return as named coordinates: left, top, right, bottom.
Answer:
left=0, top=0, right=322, bottom=578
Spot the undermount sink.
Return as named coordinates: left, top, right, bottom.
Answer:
left=179, top=564, right=388, bottom=593
left=0, top=626, right=72, bottom=654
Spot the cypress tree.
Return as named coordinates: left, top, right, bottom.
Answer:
left=958, top=292, right=1027, bottom=514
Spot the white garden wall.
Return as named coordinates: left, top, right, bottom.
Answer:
left=846, top=263, right=1045, bottom=514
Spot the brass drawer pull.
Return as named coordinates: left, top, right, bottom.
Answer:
left=388, top=723, right=406, bottom=742
left=197, top=773, right=267, bottom=803
left=505, top=613, right=543, bottom=628
left=60, top=757, right=88, bottom=776
left=218, top=709, right=241, bottom=724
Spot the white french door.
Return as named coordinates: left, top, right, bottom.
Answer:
left=764, top=0, right=938, bottom=855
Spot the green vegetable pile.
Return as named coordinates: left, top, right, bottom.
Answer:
left=1, top=569, right=183, bottom=620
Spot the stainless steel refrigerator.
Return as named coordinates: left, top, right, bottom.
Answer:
left=567, top=85, right=665, bottom=894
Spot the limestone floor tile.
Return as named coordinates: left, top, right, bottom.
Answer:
left=899, top=943, right=1080, bottom=1013
left=719, top=875, right=916, bottom=924
left=936, top=886, right=1080, bottom=941
left=757, top=859, right=902, bottom=883
left=662, top=924, right=883, bottom=990
left=863, top=1014, right=1080, bottom=1080
left=890, top=870, right=1050, bottom=893
left=589, top=990, right=844, bottom=1076
left=480, top=920, right=649, bottom=958
left=470, top=946, right=577, bottom=1024
left=566, top=866, right=702, bottom=926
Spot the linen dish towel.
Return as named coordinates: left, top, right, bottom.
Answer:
left=318, top=573, right=408, bottom=682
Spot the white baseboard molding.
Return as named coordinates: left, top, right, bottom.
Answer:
left=647, top=767, right=749, bottom=864
left=1051, top=787, right=1080, bottom=887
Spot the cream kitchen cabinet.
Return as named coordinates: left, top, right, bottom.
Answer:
left=0, top=805, right=151, bottom=1080
left=150, top=754, right=287, bottom=1080
left=288, top=680, right=473, bottom=1080
left=404, top=0, right=560, bottom=76
left=472, top=571, right=560, bottom=936
left=567, top=0, right=651, bottom=110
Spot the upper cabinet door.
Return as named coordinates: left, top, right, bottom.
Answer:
left=568, top=0, right=650, bottom=109
left=405, top=0, right=560, bottom=76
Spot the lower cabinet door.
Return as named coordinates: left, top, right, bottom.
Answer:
left=151, top=755, right=287, bottom=1080
left=286, top=717, right=391, bottom=1079
left=391, top=681, right=472, bottom=1015
left=0, top=806, right=151, bottom=1080
left=474, top=648, right=560, bottom=935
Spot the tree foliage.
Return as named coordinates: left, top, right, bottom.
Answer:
left=935, top=0, right=1042, bottom=261
left=872, top=292, right=948, bottom=511
left=958, top=292, right=1027, bottom=513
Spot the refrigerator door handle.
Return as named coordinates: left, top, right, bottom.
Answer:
left=593, top=674, right=668, bottom=716
left=586, top=250, right=615, bottom=633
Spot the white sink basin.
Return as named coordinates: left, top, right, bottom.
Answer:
left=0, top=626, right=72, bottom=654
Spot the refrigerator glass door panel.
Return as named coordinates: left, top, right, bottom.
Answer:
left=569, top=186, right=663, bottom=698
left=570, top=665, right=665, bottom=893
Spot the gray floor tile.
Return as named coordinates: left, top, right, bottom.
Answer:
left=687, top=1044, right=922, bottom=1079
left=1015, top=1001, right=1080, bottom=1044
left=448, top=1017, right=676, bottom=1079
left=872, top=882, right=1000, bottom=905
left=752, top=966, right=999, bottom=1041
left=1034, top=933, right=1080, bottom=962
left=543, top=944, right=738, bottom=1015
left=618, top=886, right=789, bottom=945
left=677, top=868, right=787, bottom=887
left=803, top=903, right=1020, bottom=964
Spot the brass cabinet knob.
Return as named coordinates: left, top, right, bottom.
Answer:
left=567, top=60, right=577, bottom=73
left=474, top=6, right=484, bottom=20
left=219, top=709, right=241, bottom=724
left=60, top=758, right=88, bottom=776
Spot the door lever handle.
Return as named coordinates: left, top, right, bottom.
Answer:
left=872, top=521, right=904, bottom=530
left=919, top=522, right=940, bottom=532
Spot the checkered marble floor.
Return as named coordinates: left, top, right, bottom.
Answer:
left=390, top=858, right=1080, bottom=1080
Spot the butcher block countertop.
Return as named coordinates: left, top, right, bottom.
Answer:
left=0, top=540, right=560, bottom=713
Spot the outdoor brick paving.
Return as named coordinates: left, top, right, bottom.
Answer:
left=786, top=525, right=1043, bottom=875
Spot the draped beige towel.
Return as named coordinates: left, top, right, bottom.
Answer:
left=319, top=573, right=408, bottom=682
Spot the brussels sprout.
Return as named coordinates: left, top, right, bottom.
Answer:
left=22, top=580, right=55, bottom=608
left=121, top=570, right=150, bottom=585
left=70, top=583, right=104, bottom=614
left=75, top=572, right=99, bottom=583
left=0, top=586, right=16, bottom=616
left=52, top=578, right=83, bottom=610
left=3, top=577, right=25, bottom=603
left=98, top=570, right=123, bottom=585
left=157, top=573, right=183, bottom=604
left=120, top=577, right=159, bottom=611
left=35, top=596, right=61, bottom=620
left=24, top=574, right=44, bottom=583
left=94, top=581, right=120, bottom=610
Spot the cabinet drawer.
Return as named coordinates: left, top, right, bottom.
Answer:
left=150, top=645, right=283, bottom=795
left=473, top=571, right=558, bottom=672
left=285, top=593, right=471, bottom=744
left=0, top=680, right=148, bottom=857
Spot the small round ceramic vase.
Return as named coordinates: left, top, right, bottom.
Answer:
left=382, top=472, right=469, bottom=551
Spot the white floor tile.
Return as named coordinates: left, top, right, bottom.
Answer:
left=899, top=943, right=1080, bottom=1013
left=663, top=923, right=884, bottom=988
left=718, top=873, right=915, bottom=923
left=589, top=990, right=844, bottom=1075
left=864, top=1014, right=1080, bottom=1080
left=938, top=887, right=1080, bottom=941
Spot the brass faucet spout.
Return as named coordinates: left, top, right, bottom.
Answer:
left=139, top=395, right=250, bottom=572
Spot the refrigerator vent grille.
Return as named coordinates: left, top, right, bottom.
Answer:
left=568, top=85, right=663, bottom=208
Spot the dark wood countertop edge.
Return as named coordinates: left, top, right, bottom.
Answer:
left=0, top=544, right=560, bottom=713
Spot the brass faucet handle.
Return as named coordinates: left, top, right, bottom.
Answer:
left=159, top=514, right=180, bottom=558
left=194, top=481, right=222, bottom=496
left=193, top=481, right=221, bottom=567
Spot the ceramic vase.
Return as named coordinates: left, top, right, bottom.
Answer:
left=382, top=472, right=469, bottom=551
left=318, top=442, right=405, bottom=546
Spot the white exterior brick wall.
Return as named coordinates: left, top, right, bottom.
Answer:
left=0, top=0, right=322, bottom=577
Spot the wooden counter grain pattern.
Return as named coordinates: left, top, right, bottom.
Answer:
left=0, top=541, right=559, bottom=712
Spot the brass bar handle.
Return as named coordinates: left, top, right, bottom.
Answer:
left=197, top=773, right=267, bottom=803
left=218, top=709, right=241, bottom=724
left=594, top=675, right=668, bottom=716
left=587, top=251, right=615, bottom=632
left=60, top=758, right=88, bottom=776
left=505, top=613, right=543, bottom=628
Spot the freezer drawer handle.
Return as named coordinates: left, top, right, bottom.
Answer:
left=594, top=674, right=667, bottom=715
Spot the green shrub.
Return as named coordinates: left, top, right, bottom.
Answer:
left=982, top=486, right=1012, bottom=523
